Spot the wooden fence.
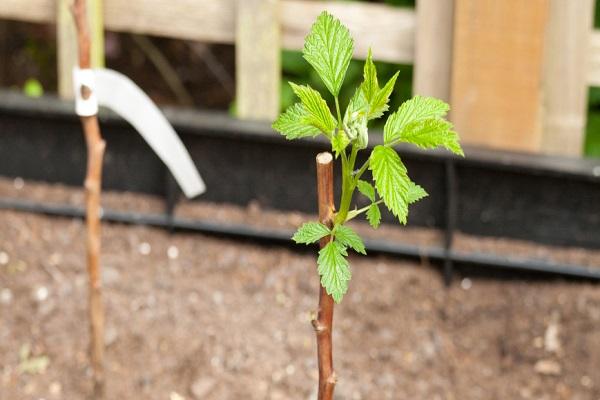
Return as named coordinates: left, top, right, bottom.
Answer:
left=1, top=0, right=598, bottom=156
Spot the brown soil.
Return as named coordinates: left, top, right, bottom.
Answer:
left=1, top=182, right=600, bottom=399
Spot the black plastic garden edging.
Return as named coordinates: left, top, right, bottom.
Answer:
left=1, top=90, right=600, bottom=279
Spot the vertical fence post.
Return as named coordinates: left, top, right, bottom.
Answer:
left=541, top=0, right=594, bottom=156
left=57, top=0, right=77, bottom=98
left=57, top=0, right=104, bottom=98
left=236, top=0, right=281, bottom=121
left=413, top=0, right=454, bottom=102
left=450, top=0, right=550, bottom=152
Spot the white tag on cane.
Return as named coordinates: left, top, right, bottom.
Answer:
left=72, top=67, right=99, bottom=117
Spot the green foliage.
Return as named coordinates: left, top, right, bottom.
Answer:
left=303, top=11, right=354, bottom=97
left=317, top=241, right=351, bottom=303
left=23, top=78, right=43, bottom=98
left=334, top=225, right=366, bottom=255
left=383, top=96, right=463, bottom=155
left=289, top=82, right=337, bottom=136
left=366, top=204, right=381, bottom=228
left=360, top=49, right=399, bottom=120
left=332, top=129, right=351, bottom=157
left=274, top=11, right=463, bottom=303
left=370, top=145, right=411, bottom=224
left=407, top=181, right=428, bottom=204
left=292, top=222, right=330, bottom=244
left=273, top=103, right=321, bottom=140
left=356, top=180, right=375, bottom=202
left=395, top=119, right=463, bottom=156
left=384, top=96, right=448, bottom=142
left=585, top=109, right=600, bottom=157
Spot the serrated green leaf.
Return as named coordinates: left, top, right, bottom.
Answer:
left=397, top=118, right=464, bottom=156
left=272, top=103, right=321, bottom=140
left=292, top=222, right=330, bottom=244
left=347, top=86, right=369, bottom=117
left=317, top=241, right=351, bottom=303
left=384, top=96, right=450, bottom=144
left=332, top=130, right=350, bottom=158
left=356, top=49, right=399, bottom=121
left=366, top=203, right=381, bottom=228
left=407, top=181, right=428, bottom=204
left=289, top=82, right=336, bottom=135
left=362, top=48, right=379, bottom=103
left=369, top=71, right=399, bottom=120
left=369, top=145, right=411, bottom=224
left=335, top=225, right=366, bottom=255
left=356, top=180, right=375, bottom=202
left=303, top=11, right=354, bottom=96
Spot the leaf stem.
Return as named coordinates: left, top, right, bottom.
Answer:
left=348, top=144, right=358, bottom=171
left=334, top=96, right=343, bottom=128
left=346, top=200, right=383, bottom=222
left=335, top=145, right=359, bottom=226
left=353, top=158, right=370, bottom=183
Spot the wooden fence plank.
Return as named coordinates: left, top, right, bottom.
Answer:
left=589, top=31, right=600, bottom=87
left=542, top=0, right=594, bottom=156
left=236, top=0, right=281, bottom=121
left=90, top=0, right=105, bottom=68
left=451, top=0, right=549, bottom=152
left=56, top=0, right=105, bottom=98
left=280, top=0, right=415, bottom=63
left=1, top=0, right=415, bottom=64
left=56, top=0, right=78, bottom=98
left=2, top=0, right=53, bottom=23
left=412, top=0, right=453, bottom=101
left=103, top=0, right=235, bottom=44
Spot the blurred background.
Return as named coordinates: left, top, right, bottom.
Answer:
left=2, top=1, right=600, bottom=399
left=3, top=0, right=600, bottom=157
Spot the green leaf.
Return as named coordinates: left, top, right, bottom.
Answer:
left=369, top=71, right=399, bottom=120
left=361, top=48, right=379, bottom=103
left=302, top=11, right=354, bottom=96
left=360, top=49, right=399, bottom=120
left=317, top=241, right=351, bottom=303
left=407, top=181, right=428, bottom=204
left=384, top=96, right=450, bottom=144
left=347, top=86, right=369, bottom=117
left=292, top=222, right=330, bottom=244
left=272, top=103, right=321, bottom=140
left=335, top=225, right=366, bottom=255
left=332, top=130, right=350, bottom=158
left=289, top=82, right=336, bottom=135
left=396, top=118, right=464, bottom=156
left=356, top=180, right=375, bottom=202
left=369, top=145, right=411, bottom=224
left=366, top=203, right=381, bottom=228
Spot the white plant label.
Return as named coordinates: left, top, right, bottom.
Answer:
left=72, top=67, right=98, bottom=116
left=73, top=67, right=205, bottom=198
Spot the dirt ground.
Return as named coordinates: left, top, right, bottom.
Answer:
left=1, top=200, right=600, bottom=399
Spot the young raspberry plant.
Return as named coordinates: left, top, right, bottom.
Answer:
left=273, top=11, right=464, bottom=303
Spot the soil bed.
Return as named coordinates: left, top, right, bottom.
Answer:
left=1, top=200, right=600, bottom=398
